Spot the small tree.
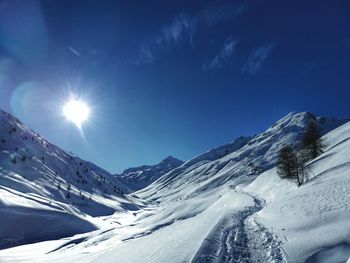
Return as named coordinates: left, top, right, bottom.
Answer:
left=277, top=146, right=297, bottom=179
left=278, top=146, right=309, bottom=186
left=295, top=149, right=310, bottom=186
left=303, top=122, right=325, bottom=159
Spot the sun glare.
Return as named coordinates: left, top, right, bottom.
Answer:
left=63, top=99, right=90, bottom=128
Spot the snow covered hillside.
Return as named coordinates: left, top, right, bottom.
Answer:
left=0, top=111, right=349, bottom=263
left=0, top=109, right=138, bottom=249
left=116, top=156, right=183, bottom=191
left=137, top=112, right=346, bottom=202
left=243, top=120, right=350, bottom=262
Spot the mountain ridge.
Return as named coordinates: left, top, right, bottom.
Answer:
left=136, top=111, right=347, bottom=200
left=121, top=111, right=348, bottom=194
left=116, top=155, right=184, bottom=191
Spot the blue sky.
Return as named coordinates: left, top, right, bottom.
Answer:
left=0, top=0, right=350, bottom=172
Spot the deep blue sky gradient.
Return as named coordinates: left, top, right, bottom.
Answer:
left=0, top=0, right=349, bottom=172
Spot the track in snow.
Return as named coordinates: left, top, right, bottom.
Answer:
left=191, top=195, right=286, bottom=263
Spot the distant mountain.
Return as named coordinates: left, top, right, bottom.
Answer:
left=116, top=156, right=184, bottom=191
left=0, top=109, right=137, bottom=249
left=137, top=112, right=348, bottom=201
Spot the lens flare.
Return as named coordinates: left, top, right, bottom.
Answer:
left=63, top=99, right=90, bottom=128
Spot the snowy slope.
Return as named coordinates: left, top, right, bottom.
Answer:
left=0, top=111, right=349, bottom=263
left=137, top=112, right=346, bottom=203
left=244, top=120, right=350, bottom=262
left=0, top=109, right=137, bottom=249
left=116, top=156, right=183, bottom=191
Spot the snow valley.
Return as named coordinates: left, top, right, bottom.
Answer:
left=0, top=109, right=350, bottom=263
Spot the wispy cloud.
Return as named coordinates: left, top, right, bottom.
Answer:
left=157, top=13, right=197, bottom=47
left=67, top=46, right=81, bottom=57
left=200, top=3, right=246, bottom=26
left=242, top=42, right=275, bottom=74
left=136, top=44, right=155, bottom=64
left=134, top=13, right=197, bottom=65
left=135, top=3, right=245, bottom=65
left=203, top=36, right=237, bottom=70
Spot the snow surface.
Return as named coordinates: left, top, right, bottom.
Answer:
left=0, top=110, right=349, bottom=262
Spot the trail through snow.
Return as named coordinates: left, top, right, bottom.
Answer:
left=192, top=189, right=286, bottom=263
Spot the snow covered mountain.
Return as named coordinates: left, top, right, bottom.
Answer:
left=137, top=112, right=346, bottom=202
left=116, top=156, right=183, bottom=191
left=0, top=109, right=138, bottom=249
left=0, top=110, right=349, bottom=263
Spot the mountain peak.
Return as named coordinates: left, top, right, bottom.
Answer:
left=270, top=111, right=315, bottom=129
left=161, top=155, right=183, bottom=165
left=269, top=111, right=346, bottom=136
left=117, top=156, right=184, bottom=191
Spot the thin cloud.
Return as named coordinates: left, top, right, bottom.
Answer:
left=67, top=46, right=81, bottom=57
left=157, top=13, right=197, bottom=46
left=136, top=44, right=155, bottom=64
left=242, top=42, right=275, bottom=74
left=135, top=3, right=245, bottom=65
left=135, top=13, right=196, bottom=65
left=200, top=2, right=246, bottom=26
left=203, top=36, right=238, bottom=70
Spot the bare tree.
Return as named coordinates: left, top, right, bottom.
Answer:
left=295, top=149, right=310, bottom=186
left=303, top=122, right=325, bottom=159
left=277, top=146, right=308, bottom=186
left=277, top=146, right=297, bottom=179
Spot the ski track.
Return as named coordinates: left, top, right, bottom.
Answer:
left=192, top=191, right=286, bottom=263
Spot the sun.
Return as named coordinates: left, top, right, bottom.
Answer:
left=63, top=99, right=90, bottom=128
